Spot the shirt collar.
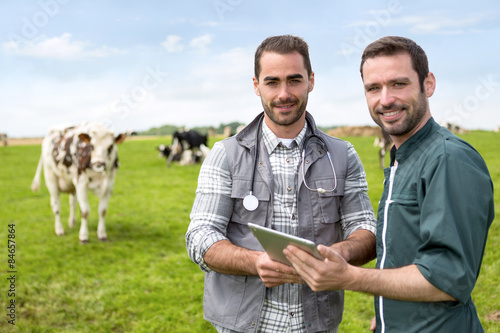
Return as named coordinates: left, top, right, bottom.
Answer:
left=390, top=117, right=440, bottom=164
left=261, top=119, right=308, bottom=155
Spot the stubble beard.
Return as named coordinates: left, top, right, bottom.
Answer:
left=262, top=95, right=308, bottom=127
left=373, top=92, right=428, bottom=136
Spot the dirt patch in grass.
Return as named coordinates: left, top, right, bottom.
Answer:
left=486, top=310, right=500, bottom=322
left=4, top=137, right=43, bottom=146
left=4, top=135, right=160, bottom=146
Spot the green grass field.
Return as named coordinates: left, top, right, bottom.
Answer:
left=1, top=131, right=498, bottom=332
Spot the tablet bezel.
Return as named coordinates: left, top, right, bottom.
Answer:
left=248, top=223, right=323, bottom=266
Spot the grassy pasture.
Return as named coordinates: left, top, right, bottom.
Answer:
left=0, top=131, right=498, bottom=332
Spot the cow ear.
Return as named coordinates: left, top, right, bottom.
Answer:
left=115, top=134, right=126, bottom=144
left=78, top=133, right=91, bottom=143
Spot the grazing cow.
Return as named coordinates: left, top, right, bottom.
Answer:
left=440, top=121, right=468, bottom=134
left=158, top=142, right=209, bottom=166
left=0, top=133, right=7, bottom=146
left=31, top=123, right=126, bottom=242
left=223, top=124, right=246, bottom=138
left=223, top=126, right=232, bottom=138
left=157, top=144, right=182, bottom=162
left=374, top=128, right=393, bottom=169
left=178, top=144, right=210, bottom=165
left=167, top=130, right=209, bottom=166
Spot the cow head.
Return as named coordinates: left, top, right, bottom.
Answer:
left=78, top=128, right=126, bottom=173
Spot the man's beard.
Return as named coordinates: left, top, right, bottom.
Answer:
left=262, top=95, right=308, bottom=127
left=374, top=92, right=428, bottom=136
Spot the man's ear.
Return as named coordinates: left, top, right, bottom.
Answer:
left=308, top=71, right=315, bottom=93
left=424, top=72, right=436, bottom=98
left=253, top=76, right=260, bottom=96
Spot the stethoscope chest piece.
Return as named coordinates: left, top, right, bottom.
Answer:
left=243, top=193, right=259, bottom=211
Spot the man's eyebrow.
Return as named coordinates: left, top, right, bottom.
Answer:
left=389, top=77, right=411, bottom=84
left=364, top=77, right=412, bottom=89
left=262, top=73, right=305, bottom=82
left=287, top=73, right=304, bottom=80
left=263, top=76, right=280, bottom=82
left=363, top=82, right=377, bottom=90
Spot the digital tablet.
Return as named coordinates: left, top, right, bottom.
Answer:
left=248, top=223, right=323, bottom=266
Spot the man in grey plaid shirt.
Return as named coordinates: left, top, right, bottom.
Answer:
left=186, top=35, right=377, bottom=333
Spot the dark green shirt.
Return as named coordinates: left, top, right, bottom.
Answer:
left=375, top=118, right=494, bottom=332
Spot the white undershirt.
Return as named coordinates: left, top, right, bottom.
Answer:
left=279, top=138, right=294, bottom=148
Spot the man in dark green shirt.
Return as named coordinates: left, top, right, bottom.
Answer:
left=284, top=36, right=494, bottom=332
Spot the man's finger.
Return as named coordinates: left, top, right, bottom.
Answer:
left=317, top=245, right=342, bottom=263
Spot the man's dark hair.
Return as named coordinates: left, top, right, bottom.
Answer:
left=254, top=35, right=312, bottom=81
left=360, top=36, right=429, bottom=92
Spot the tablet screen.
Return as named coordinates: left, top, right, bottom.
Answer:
left=248, top=223, right=323, bottom=266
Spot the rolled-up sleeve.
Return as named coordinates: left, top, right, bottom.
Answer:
left=414, top=146, right=494, bottom=304
left=186, top=141, right=234, bottom=272
left=340, top=142, right=377, bottom=239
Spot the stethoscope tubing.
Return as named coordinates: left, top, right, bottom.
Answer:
left=243, top=114, right=337, bottom=212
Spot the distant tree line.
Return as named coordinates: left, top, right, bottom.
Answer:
left=139, top=122, right=338, bottom=136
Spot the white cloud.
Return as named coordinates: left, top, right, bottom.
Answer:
left=161, top=35, right=184, bottom=52
left=189, top=34, right=214, bottom=54
left=343, top=11, right=491, bottom=35
left=161, top=34, right=214, bottom=54
left=392, top=13, right=488, bottom=35
left=2, top=33, right=127, bottom=59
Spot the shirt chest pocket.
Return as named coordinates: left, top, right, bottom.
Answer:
left=311, top=178, right=344, bottom=224
left=230, top=179, right=271, bottom=226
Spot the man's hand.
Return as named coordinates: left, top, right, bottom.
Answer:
left=285, top=244, right=456, bottom=302
left=284, top=244, right=353, bottom=291
left=370, top=317, right=376, bottom=331
left=255, top=252, right=303, bottom=288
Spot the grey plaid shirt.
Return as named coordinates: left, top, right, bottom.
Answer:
left=187, top=121, right=376, bottom=333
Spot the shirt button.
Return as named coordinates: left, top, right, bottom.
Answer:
left=287, top=186, right=291, bottom=192
left=286, top=158, right=290, bottom=163
left=305, top=160, right=310, bottom=164
left=291, top=214, right=296, bottom=220
left=290, top=312, right=295, bottom=317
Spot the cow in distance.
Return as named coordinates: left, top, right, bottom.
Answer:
left=166, top=130, right=209, bottom=166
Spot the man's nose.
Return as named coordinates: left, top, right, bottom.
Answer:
left=277, top=84, right=292, bottom=100
left=380, top=87, right=396, bottom=106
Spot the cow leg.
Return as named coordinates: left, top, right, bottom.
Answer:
left=68, top=192, right=76, bottom=228
left=167, top=138, right=180, bottom=166
left=75, top=187, right=90, bottom=242
left=44, top=171, right=64, bottom=236
left=97, top=194, right=110, bottom=241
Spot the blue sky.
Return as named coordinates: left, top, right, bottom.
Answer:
left=1, top=0, right=499, bottom=138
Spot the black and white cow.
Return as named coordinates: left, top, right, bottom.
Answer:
left=157, top=144, right=182, bottom=162
left=31, top=123, right=126, bottom=242
left=166, top=130, right=209, bottom=165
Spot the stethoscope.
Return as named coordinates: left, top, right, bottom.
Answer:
left=243, top=115, right=338, bottom=211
